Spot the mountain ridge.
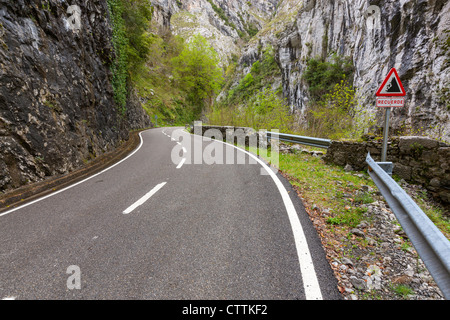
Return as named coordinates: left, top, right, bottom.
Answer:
left=154, top=0, right=449, bottom=142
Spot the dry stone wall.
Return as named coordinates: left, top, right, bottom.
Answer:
left=323, top=136, right=450, bottom=205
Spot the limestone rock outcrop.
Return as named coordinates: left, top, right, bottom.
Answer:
left=0, top=0, right=150, bottom=192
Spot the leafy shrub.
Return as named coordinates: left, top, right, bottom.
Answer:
left=107, top=0, right=153, bottom=114
left=225, top=45, right=279, bottom=105
left=207, top=88, right=297, bottom=132
left=171, top=34, right=224, bottom=119
left=303, top=54, right=354, bottom=100
left=304, top=80, right=376, bottom=140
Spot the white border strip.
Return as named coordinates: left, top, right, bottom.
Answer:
left=187, top=131, right=323, bottom=300
left=123, top=182, right=166, bottom=214
left=0, top=131, right=147, bottom=217
left=176, top=158, right=186, bottom=169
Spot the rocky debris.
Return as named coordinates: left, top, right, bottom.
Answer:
left=277, top=142, right=326, bottom=157
left=308, top=191, right=445, bottom=300
left=277, top=138, right=447, bottom=299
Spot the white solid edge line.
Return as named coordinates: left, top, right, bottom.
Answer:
left=195, top=133, right=323, bottom=300
left=0, top=131, right=147, bottom=218
left=122, top=182, right=166, bottom=214
left=176, top=157, right=186, bottom=169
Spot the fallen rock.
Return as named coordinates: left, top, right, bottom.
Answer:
left=342, top=258, right=354, bottom=266
left=350, top=276, right=366, bottom=291
left=351, top=228, right=365, bottom=238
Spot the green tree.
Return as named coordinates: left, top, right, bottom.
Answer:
left=171, top=34, right=224, bottom=117
left=122, top=0, right=153, bottom=76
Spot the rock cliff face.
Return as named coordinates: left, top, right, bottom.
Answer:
left=0, top=0, right=150, bottom=192
left=150, top=1, right=450, bottom=141
left=1, top=0, right=448, bottom=192
left=239, top=0, right=450, bottom=141
left=149, top=0, right=181, bottom=28
left=150, top=0, right=278, bottom=65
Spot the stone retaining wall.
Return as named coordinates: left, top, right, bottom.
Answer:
left=323, top=136, right=450, bottom=205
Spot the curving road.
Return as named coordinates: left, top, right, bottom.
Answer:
left=0, top=127, right=340, bottom=300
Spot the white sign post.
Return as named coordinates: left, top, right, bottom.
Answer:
left=376, top=68, right=406, bottom=162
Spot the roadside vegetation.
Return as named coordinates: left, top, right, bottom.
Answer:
left=107, top=2, right=377, bottom=141
left=107, top=0, right=223, bottom=124
left=248, top=144, right=376, bottom=228
left=206, top=49, right=377, bottom=141
left=246, top=145, right=449, bottom=239
left=206, top=46, right=295, bottom=132
left=243, top=142, right=449, bottom=299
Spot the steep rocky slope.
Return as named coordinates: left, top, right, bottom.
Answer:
left=150, top=0, right=278, bottom=66
left=1, top=0, right=448, bottom=193
left=0, top=0, right=150, bottom=193
left=238, top=0, right=450, bottom=141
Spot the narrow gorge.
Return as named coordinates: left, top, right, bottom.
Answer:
left=1, top=0, right=449, bottom=195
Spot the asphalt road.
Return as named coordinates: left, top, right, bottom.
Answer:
left=0, top=127, right=340, bottom=300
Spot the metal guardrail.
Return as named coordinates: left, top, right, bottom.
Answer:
left=366, top=153, right=450, bottom=299
left=193, top=125, right=449, bottom=297
left=266, top=132, right=332, bottom=149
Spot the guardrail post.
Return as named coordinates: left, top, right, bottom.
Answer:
left=376, top=162, right=394, bottom=175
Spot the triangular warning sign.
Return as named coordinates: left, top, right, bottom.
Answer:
left=376, top=68, right=406, bottom=96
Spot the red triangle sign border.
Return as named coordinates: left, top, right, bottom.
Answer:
left=376, top=68, right=406, bottom=97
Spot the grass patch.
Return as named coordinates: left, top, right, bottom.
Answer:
left=245, top=144, right=376, bottom=231
left=392, top=284, right=414, bottom=299
left=278, top=151, right=373, bottom=229
left=411, top=189, right=450, bottom=239
left=245, top=143, right=450, bottom=239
